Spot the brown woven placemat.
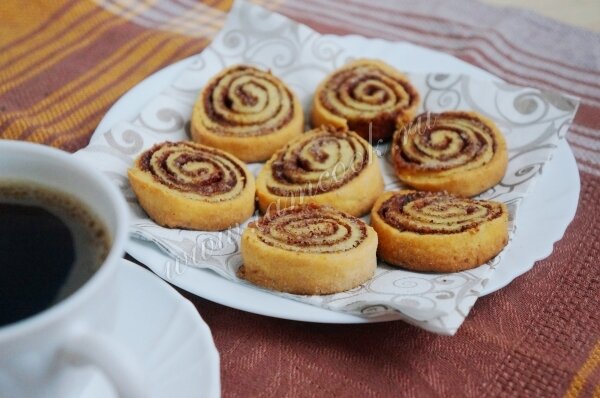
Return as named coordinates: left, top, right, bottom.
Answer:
left=2, top=0, right=598, bottom=396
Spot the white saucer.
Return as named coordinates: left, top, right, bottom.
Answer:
left=80, top=260, right=220, bottom=398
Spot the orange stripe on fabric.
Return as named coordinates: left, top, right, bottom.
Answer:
left=12, top=32, right=173, bottom=142
left=1, top=0, right=219, bottom=122
left=0, top=0, right=157, bottom=95
left=48, top=37, right=179, bottom=134
left=211, top=0, right=233, bottom=11
left=49, top=37, right=207, bottom=149
left=0, top=1, right=101, bottom=71
left=99, top=0, right=226, bottom=34
left=1, top=31, right=157, bottom=126
left=0, top=15, right=114, bottom=92
left=0, top=0, right=224, bottom=150
left=0, top=0, right=79, bottom=53
left=29, top=35, right=195, bottom=144
left=564, top=342, right=600, bottom=398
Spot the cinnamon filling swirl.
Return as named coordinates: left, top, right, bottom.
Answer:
left=253, top=204, right=367, bottom=253
left=267, top=126, right=370, bottom=197
left=202, top=65, right=295, bottom=136
left=378, top=191, right=504, bottom=234
left=320, top=64, right=418, bottom=123
left=393, top=112, right=497, bottom=172
left=139, top=142, right=247, bottom=202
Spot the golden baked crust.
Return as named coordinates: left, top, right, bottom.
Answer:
left=312, top=59, right=420, bottom=142
left=371, top=190, right=509, bottom=272
left=255, top=125, right=384, bottom=217
left=239, top=204, right=378, bottom=294
left=128, top=141, right=255, bottom=231
left=391, top=111, right=508, bottom=197
left=191, top=64, right=303, bottom=163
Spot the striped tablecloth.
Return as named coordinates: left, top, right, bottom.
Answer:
left=1, top=0, right=599, bottom=396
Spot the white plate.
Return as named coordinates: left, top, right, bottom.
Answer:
left=127, top=140, right=578, bottom=323
left=80, top=260, right=220, bottom=397
left=93, top=41, right=579, bottom=324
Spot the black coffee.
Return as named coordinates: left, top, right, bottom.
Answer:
left=0, top=181, right=110, bottom=327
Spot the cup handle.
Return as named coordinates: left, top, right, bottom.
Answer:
left=59, top=327, right=146, bottom=398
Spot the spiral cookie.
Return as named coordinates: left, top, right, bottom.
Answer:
left=191, top=64, right=303, bottom=163
left=371, top=190, right=509, bottom=272
left=256, top=125, right=384, bottom=217
left=392, top=111, right=508, bottom=197
left=128, top=141, right=255, bottom=231
left=312, top=59, right=419, bottom=142
left=239, top=204, right=378, bottom=294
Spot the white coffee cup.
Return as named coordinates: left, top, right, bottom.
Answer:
left=0, top=141, right=145, bottom=398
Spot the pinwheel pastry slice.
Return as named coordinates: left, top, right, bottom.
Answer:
left=312, top=59, right=420, bottom=142
left=392, top=111, right=508, bottom=197
left=128, top=141, right=255, bottom=231
left=239, top=204, right=378, bottom=294
left=191, top=64, right=304, bottom=163
left=256, top=125, right=384, bottom=217
left=371, top=190, right=509, bottom=272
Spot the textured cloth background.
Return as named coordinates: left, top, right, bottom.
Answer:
left=1, top=0, right=599, bottom=396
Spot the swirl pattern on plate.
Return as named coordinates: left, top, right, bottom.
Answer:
left=391, top=111, right=508, bottom=197
left=255, top=204, right=368, bottom=253
left=256, top=126, right=384, bottom=216
left=377, top=191, right=504, bottom=234
left=139, top=141, right=248, bottom=202
left=312, top=59, right=419, bottom=141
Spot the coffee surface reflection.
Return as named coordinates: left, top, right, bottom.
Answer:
left=0, top=182, right=109, bottom=327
